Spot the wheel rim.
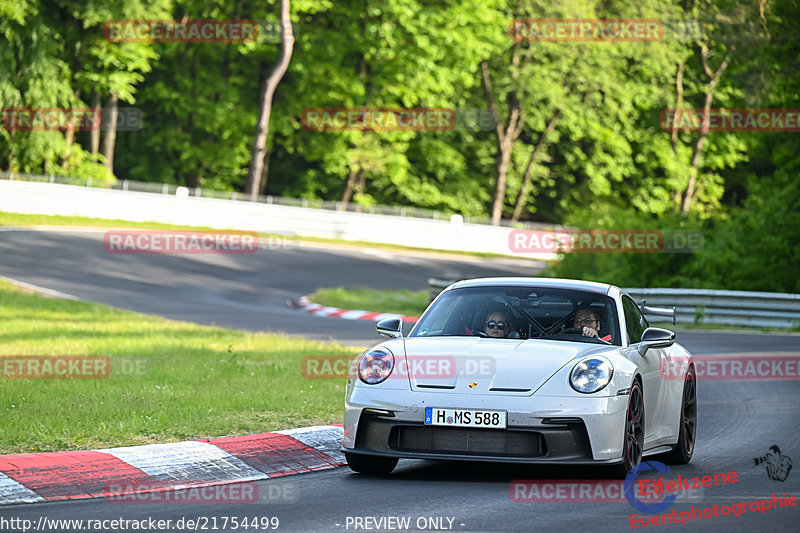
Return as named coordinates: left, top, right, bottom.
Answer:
left=626, top=384, right=644, bottom=468
left=682, top=371, right=697, bottom=456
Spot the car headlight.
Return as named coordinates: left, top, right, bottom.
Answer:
left=358, top=348, right=394, bottom=384
left=569, top=357, right=613, bottom=393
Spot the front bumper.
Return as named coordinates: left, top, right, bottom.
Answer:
left=343, top=386, right=629, bottom=463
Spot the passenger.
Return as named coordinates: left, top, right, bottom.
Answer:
left=484, top=310, right=512, bottom=338
left=573, top=307, right=612, bottom=342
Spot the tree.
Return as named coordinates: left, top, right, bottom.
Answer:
left=102, top=92, right=118, bottom=173
left=246, top=0, right=294, bottom=200
left=511, top=110, right=559, bottom=223
left=0, top=0, right=167, bottom=183
left=481, top=53, right=523, bottom=225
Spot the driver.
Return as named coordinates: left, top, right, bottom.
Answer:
left=573, top=307, right=612, bottom=342
left=484, top=310, right=512, bottom=338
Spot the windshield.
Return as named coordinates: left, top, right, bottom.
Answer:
left=410, top=286, right=621, bottom=346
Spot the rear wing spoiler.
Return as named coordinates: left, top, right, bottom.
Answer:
left=640, top=299, right=676, bottom=325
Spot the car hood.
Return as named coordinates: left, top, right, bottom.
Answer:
left=401, top=337, right=614, bottom=395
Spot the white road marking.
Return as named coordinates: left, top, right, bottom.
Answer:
left=0, top=472, right=44, bottom=504
left=277, top=426, right=346, bottom=463
left=98, top=441, right=266, bottom=482
left=0, top=276, right=79, bottom=300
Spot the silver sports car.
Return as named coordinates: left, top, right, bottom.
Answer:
left=342, top=278, right=697, bottom=477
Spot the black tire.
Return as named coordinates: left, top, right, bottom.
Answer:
left=345, top=453, right=398, bottom=475
left=611, top=380, right=645, bottom=478
left=660, top=367, right=697, bottom=464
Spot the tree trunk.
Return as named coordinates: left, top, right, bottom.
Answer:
left=481, top=56, right=524, bottom=226
left=61, top=123, right=75, bottom=168
left=511, top=111, right=560, bottom=223
left=102, top=92, right=118, bottom=174
left=61, top=90, right=81, bottom=168
left=681, top=86, right=715, bottom=214
left=353, top=171, right=366, bottom=212
left=246, top=0, right=294, bottom=200
left=491, top=136, right=515, bottom=224
left=258, top=145, right=271, bottom=197
left=90, top=91, right=101, bottom=155
left=671, top=61, right=684, bottom=207
left=680, top=47, right=732, bottom=213
left=341, top=168, right=359, bottom=209
left=670, top=62, right=684, bottom=154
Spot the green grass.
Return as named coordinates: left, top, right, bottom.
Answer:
left=0, top=279, right=364, bottom=454
left=310, top=287, right=430, bottom=317
left=0, top=211, right=213, bottom=230
left=0, top=210, right=530, bottom=260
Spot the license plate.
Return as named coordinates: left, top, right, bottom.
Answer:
left=424, top=407, right=507, bottom=429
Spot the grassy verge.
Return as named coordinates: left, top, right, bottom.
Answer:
left=0, top=211, right=525, bottom=260
left=310, top=287, right=430, bottom=317
left=0, top=279, right=363, bottom=454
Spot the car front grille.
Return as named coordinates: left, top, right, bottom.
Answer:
left=389, top=426, right=545, bottom=457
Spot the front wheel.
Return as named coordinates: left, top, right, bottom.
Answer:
left=660, top=368, right=697, bottom=464
left=345, top=453, right=398, bottom=475
left=611, top=380, right=644, bottom=478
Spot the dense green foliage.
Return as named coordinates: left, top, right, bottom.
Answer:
left=1, top=0, right=797, bottom=291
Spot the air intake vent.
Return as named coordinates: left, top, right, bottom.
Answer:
left=390, top=426, right=544, bottom=457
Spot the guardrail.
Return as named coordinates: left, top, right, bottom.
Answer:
left=427, top=278, right=800, bottom=329
left=0, top=179, right=559, bottom=258
left=625, top=288, right=800, bottom=329
left=0, top=171, right=553, bottom=229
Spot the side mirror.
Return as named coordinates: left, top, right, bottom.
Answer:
left=637, top=327, right=675, bottom=356
left=376, top=318, right=403, bottom=339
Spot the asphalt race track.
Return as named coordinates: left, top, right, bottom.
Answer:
left=0, top=228, right=543, bottom=346
left=1, top=228, right=799, bottom=532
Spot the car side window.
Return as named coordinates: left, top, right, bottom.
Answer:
left=622, top=296, right=646, bottom=344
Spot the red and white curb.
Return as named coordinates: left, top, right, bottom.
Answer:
left=291, top=296, right=419, bottom=324
left=0, top=425, right=344, bottom=506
